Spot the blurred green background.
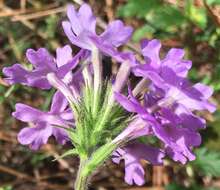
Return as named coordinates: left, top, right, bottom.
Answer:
left=0, top=0, right=220, bottom=189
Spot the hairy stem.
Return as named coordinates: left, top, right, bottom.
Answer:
left=75, top=158, right=89, bottom=190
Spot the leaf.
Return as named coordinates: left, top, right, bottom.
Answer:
left=132, top=25, right=155, bottom=42
left=166, top=183, right=220, bottom=190
left=4, top=85, right=17, bottom=98
left=117, top=0, right=160, bottom=18
left=0, top=186, right=13, bottom=190
left=118, top=0, right=186, bottom=34
left=45, top=15, right=59, bottom=38
left=185, top=0, right=207, bottom=29
left=53, top=149, right=78, bottom=161
left=146, top=5, right=186, bottom=32
left=68, top=130, right=80, bottom=144
left=166, top=183, right=188, bottom=190
left=191, top=148, right=220, bottom=177
left=206, top=0, right=220, bottom=5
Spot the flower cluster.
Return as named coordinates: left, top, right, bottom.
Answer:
left=3, top=3, right=216, bottom=187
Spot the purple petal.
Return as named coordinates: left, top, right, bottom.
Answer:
left=161, top=48, right=192, bottom=77
left=3, top=64, right=29, bottom=85
left=181, top=113, right=206, bottom=131
left=66, top=4, right=83, bottom=35
left=113, top=143, right=165, bottom=186
left=18, top=124, right=53, bottom=150
left=114, top=92, right=144, bottom=113
left=141, top=39, right=161, bottom=68
left=140, top=39, right=149, bottom=49
left=62, top=21, right=94, bottom=50
left=167, top=85, right=216, bottom=112
left=60, top=109, right=74, bottom=121
left=133, top=65, right=167, bottom=89
left=26, top=48, right=56, bottom=71
left=26, top=69, right=51, bottom=89
left=62, top=21, right=77, bottom=42
left=78, top=4, right=96, bottom=34
left=66, top=4, right=96, bottom=35
left=63, top=4, right=96, bottom=50
left=13, top=103, right=48, bottom=122
left=125, top=162, right=145, bottom=186
left=112, top=148, right=125, bottom=164
left=100, top=20, right=133, bottom=47
left=125, top=143, right=165, bottom=165
left=165, top=48, right=185, bottom=61
left=13, top=103, right=70, bottom=128
left=193, top=83, right=214, bottom=99
left=52, top=127, right=69, bottom=145
left=56, top=45, right=72, bottom=67
left=57, top=49, right=87, bottom=79
left=50, top=91, right=68, bottom=113
left=152, top=122, right=201, bottom=163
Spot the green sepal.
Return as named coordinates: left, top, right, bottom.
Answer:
left=82, top=142, right=118, bottom=177
left=53, top=149, right=78, bottom=161
left=68, top=130, right=79, bottom=145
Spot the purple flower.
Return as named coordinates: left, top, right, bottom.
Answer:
left=62, top=4, right=133, bottom=59
left=114, top=87, right=206, bottom=163
left=112, top=143, right=164, bottom=186
left=3, top=45, right=85, bottom=89
left=13, top=92, right=73, bottom=150
left=165, top=82, right=216, bottom=113
left=140, top=39, right=192, bottom=77
left=156, top=108, right=202, bottom=164
left=133, top=39, right=215, bottom=113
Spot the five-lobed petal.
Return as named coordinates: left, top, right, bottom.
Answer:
left=13, top=92, right=73, bottom=150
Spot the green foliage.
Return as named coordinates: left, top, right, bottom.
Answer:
left=206, top=0, right=220, bottom=5
left=146, top=5, right=186, bottom=32
left=166, top=183, right=220, bottom=190
left=117, top=0, right=212, bottom=41
left=166, top=183, right=193, bottom=190
left=0, top=186, right=13, bottom=190
left=31, top=153, right=49, bottom=166
left=118, top=0, right=186, bottom=41
left=117, top=0, right=160, bottom=18
left=185, top=0, right=207, bottom=29
left=45, top=15, right=59, bottom=39
left=53, top=149, right=78, bottom=161
left=191, top=148, right=220, bottom=177
left=133, top=25, right=155, bottom=41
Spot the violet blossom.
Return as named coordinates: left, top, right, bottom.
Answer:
left=13, top=92, right=73, bottom=150
left=3, top=45, right=85, bottom=89
left=112, top=143, right=164, bottom=186
left=62, top=4, right=133, bottom=58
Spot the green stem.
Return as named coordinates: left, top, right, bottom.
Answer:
left=75, top=158, right=89, bottom=190
left=74, top=143, right=119, bottom=190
